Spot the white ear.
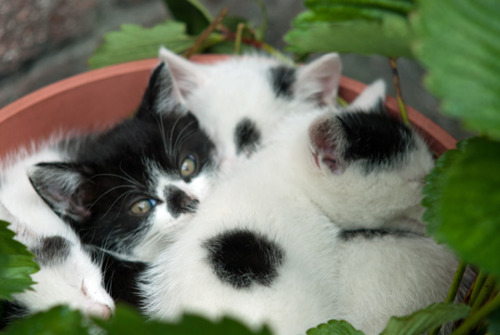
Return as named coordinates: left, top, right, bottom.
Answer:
left=347, top=79, right=386, bottom=111
left=295, top=53, right=342, bottom=106
left=158, top=46, right=207, bottom=98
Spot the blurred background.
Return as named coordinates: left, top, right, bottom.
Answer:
left=0, top=0, right=468, bottom=139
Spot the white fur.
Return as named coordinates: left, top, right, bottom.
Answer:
left=159, top=47, right=342, bottom=170
left=140, top=105, right=457, bottom=335
left=0, top=142, right=115, bottom=318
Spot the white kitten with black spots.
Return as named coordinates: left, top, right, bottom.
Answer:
left=0, top=201, right=114, bottom=325
left=158, top=47, right=342, bottom=172
left=140, top=81, right=461, bottom=335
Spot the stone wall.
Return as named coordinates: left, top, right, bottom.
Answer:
left=0, top=0, right=167, bottom=108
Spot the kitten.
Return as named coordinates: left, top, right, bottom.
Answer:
left=0, top=201, right=114, bottom=325
left=158, top=47, right=342, bottom=171
left=140, top=82, right=460, bottom=335
left=24, top=62, right=217, bottom=262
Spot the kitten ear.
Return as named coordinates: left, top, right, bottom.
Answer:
left=308, top=115, right=346, bottom=175
left=295, top=53, right=342, bottom=106
left=346, top=79, right=386, bottom=112
left=158, top=46, right=206, bottom=97
left=135, top=61, right=185, bottom=120
left=28, top=163, right=93, bottom=223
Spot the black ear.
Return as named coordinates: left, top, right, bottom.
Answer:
left=135, top=62, right=184, bottom=121
left=28, top=162, right=94, bottom=223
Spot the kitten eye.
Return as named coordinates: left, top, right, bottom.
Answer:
left=130, top=199, right=157, bottom=215
left=180, top=155, right=198, bottom=178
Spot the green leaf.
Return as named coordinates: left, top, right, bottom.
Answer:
left=307, top=319, right=365, bottom=335
left=163, top=0, right=212, bottom=35
left=95, top=305, right=273, bottom=335
left=380, top=303, right=470, bottom=335
left=414, top=0, right=500, bottom=138
left=423, top=137, right=500, bottom=279
left=284, top=0, right=416, bottom=58
left=88, top=21, right=196, bottom=69
left=0, top=220, right=39, bottom=300
left=3, top=306, right=90, bottom=335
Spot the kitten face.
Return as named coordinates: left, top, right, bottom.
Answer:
left=140, top=82, right=451, bottom=335
left=0, top=202, right=114, bottom=319
left=28, top=63, right=217, bottom=261
left=158, top=48, right=342, bottom=172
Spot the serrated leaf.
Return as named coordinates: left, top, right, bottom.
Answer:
left=163, top=0, right=212, bottom=35
left=285, top=0, right=415, bottom=58
left=307, top=319, right=365, bottom=335
left=95, top=305, right=273, bottom=335
left=414, top=0, right=500, bottom=138
left=88, top=21, right=196, bottom=69
left=3, top=306, right=89, bottom=335
left=423, top=137, right=500, bottom=279
left=380, top=303, right=470, bottom=335
left=0, top=220, right=39, bottom=300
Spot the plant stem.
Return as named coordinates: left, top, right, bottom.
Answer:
left=252, top=0, right=268, bottom=41
left=470, top=271, right=488, bottom=306
left=429, top=261, right=467, bottom=335
left=234, top=23, right=245, bottom=55
left=451, top=292, right=500, bottom=335
left=184, top=7, right=229, bottom=58
left=471, top=275, right=496, bottom=313
left=389, top=57, right=410, bottom=126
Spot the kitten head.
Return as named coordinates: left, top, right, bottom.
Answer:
left=1, top=203, right=115, bottom=319
left=28, top=62, right=217, bottom=261
left=158, top=47, right=342, bottom=166
left=304, top=80, right=433, bottom=231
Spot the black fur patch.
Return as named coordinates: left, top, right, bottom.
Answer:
left=31, top=236, right=71, bottom=266
left=339, top=228, right=410, bottom=241
left=269, top=65, right=296, bottom=98
left=164, top=185, right=199, bottom=218
left=90, top=249, right=146, bottom=307
left=204, top=229, right=285, bottom=289
left=0, top=301, right=28, bottom=330
left=234, top=118, right=261, bottom=156
left=337, top=112, right=414, bottom=172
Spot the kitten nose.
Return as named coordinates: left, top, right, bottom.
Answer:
left=164, top=185, right=199, bottom=218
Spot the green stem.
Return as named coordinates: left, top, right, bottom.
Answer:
left=471, top=275, right=496, bottom=313
left=388, top=57, right=410, bottom=126
left=234, top=23, right=244, bottom=55
left=429, top=261, right=467, bottom=335
left=451, top=292, right=500, bottom=335
left=470, top=271, right=488, bottom=306
left=337, top=96, right=349, bottom=107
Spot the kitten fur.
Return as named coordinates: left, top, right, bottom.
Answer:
left=158, top=47, right=342, bottom=172
left=0, top=201, right=114, bottom=321
left=23, top=62, right=217, bottom=262
left=140, top=82, right=459, bottom=335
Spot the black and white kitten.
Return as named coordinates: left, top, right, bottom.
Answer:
left=140, top=82, right=462, bottom=335
left=158, top=47, right=342, bottom=170
left=26, top=62, right=217, bottom=262
left=0, top=201, right=114, bottom=324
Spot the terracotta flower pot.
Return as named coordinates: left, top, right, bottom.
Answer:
left=0, top=55, right=456, bottom=160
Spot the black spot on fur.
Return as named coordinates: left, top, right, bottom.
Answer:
left=204, top=229, right=285, bottom=289
left=164, top=185, right=199, bottom=218
left=234, top=118, right=261, bottom=156
left=339, top=228, right=411, bottom=241
left=269, top=65, right=296, bottom=98
left=337, top=111, right=415, bottom=172
left=31, top=236, right=71, bottom=266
